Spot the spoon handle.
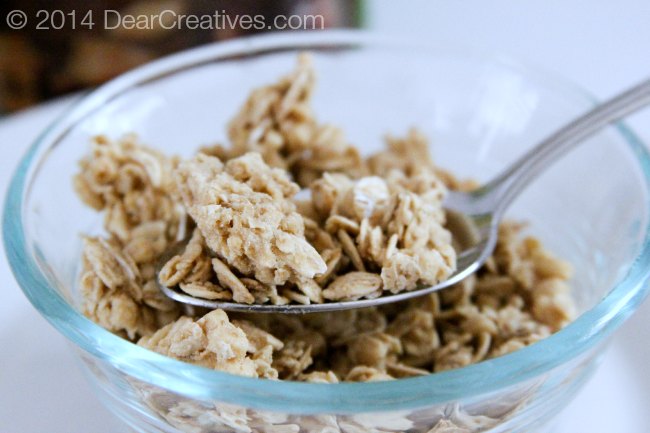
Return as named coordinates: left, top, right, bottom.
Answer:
left=480, top=76, right=650, bottom=215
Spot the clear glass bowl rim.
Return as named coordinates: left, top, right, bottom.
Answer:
left=4, top=30, right=650, bottom=414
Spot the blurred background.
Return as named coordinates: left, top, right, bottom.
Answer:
left=1, top=0, right=649, bottom=134
left=0, top=0, right=361, bottom=112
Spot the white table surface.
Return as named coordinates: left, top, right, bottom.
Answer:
left=3, top=4, right=650, bottom=430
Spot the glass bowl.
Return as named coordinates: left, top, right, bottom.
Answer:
left=4, top=31, right=650, bottom=433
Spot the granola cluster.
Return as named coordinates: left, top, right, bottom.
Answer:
left=76, top=135, right=184, bottom=339
left=309, top=171, right=456, bottom=299
left=204, top=53, right=365, bottom=187
left=75, top=54, right=575, bottom=386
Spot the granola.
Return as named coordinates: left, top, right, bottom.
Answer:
left=138, top=309, right=283, bottom=378
left=207, top=53, right=365, bottom=187
left=173, top=152, right=326, bottom=302
left=76, top=134, right=185, bottom=339
left=74, top=134, right=183, bottom=242
left=74, top=53, right=575, bottom=393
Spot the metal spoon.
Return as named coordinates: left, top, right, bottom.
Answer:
left=158, top=76, right=650, bottom=314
